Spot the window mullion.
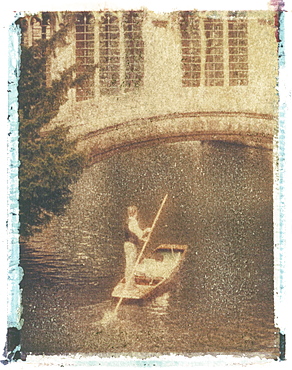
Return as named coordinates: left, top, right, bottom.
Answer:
left=199, top=15, right=205, bottom=87
left=119, top=13, right=125, bottom=93
left=223, top=14, right=229, bottom=87
left=75, top=12, right=95, bottom=101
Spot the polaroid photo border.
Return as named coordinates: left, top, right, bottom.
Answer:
left=1, top=0, right=291, bottom=367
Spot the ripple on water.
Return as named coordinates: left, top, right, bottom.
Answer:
left=21, top=141, right=277, bottom=356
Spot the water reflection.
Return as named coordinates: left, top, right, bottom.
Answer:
left=148, top=292, right=170, bottom=316
left=20, top=141, right=276, bottom=355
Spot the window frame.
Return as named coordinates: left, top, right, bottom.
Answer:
left=179, top=12, right=249, bottom=87
left=75, top=12, right=96, bottom=102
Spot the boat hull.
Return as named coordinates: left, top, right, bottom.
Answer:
left=111, top=244, right=188, bottom=300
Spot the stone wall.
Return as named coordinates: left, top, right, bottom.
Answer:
left=21, top=10, right=278, bottom=155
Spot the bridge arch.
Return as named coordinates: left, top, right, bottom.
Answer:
left=79, top=111, right=275, bottom=164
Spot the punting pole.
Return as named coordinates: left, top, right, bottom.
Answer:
left=114, top=194, right=168, bottom=314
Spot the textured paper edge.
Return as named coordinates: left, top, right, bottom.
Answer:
left=1, top=0, right=291, bottom=367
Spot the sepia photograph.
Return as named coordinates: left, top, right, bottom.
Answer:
left=1, top=0, right=291, bottom=367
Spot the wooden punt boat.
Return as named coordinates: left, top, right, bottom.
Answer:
left=111, top=244, right=188, bottom=300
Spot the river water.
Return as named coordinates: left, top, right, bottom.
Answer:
left=20, top=141, right=278, bottom=356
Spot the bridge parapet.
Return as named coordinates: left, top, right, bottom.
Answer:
left=78, top=111, right=275, bottom=163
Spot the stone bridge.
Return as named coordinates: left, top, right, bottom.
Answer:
left=79, top=111, right=275, bottom=164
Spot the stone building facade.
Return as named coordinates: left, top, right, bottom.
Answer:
left=18, top=9, right=278, bottom=160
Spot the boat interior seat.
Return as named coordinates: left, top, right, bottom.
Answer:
left=136, top=255, right=181, bottom=278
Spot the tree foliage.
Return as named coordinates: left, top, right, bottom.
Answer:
left=18, top=20, right=87, bottom=237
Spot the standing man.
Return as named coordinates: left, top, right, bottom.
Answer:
left=124, top=206, right=151, bottom=289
